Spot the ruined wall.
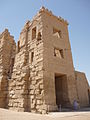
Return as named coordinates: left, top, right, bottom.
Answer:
left=8, top=22, right=30, bottom=112
left=75, top=71, right=89, bottom=107
left=8, top=11, right=46, bottom=113
left=0, top=29, right=16, bottom=108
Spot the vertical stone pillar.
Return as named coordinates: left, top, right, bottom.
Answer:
left=0, top=29, right=16, bottom=108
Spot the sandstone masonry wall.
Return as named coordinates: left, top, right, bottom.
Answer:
left=0, top=7, right=89, bottom=114
left=75, top=71, right=89, bottom=107
left=8, top=12, right=46, bottom=113
left=0, top=29, right=16, bottom=108
left=41, top=7, right=78, bottom=110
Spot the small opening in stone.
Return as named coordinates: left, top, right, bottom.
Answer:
left=55, top=74, right=69, bottom=107
left=54, top=48, right=64, bottom=59
left=8, top=58, right=15, bottom=79
left=31, top=52, right=34, bottom=63
left=53, top=28, right=62, bottom=38
left=32, top=27, right=36, bottom=40
left=17, top=41, right=20, bottom=53
left=37, top=32, right=42, bottom=40
left=88, top=89, right=90, bottom=104
left=59, top=49, right=64, bottom=58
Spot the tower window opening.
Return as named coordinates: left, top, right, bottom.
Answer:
left=53, top=28, right=62, bottom=38
left=37, top=32, right=42, bottom=40
left=32, top=27, right=36, bottom=40
left=31, top=52, right=34, bottom=63
left=54, top=48, right=64, bottom=59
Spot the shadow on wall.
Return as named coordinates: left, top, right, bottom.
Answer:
left=0, top=76, right=8, bottom=108
left=23, top=67, right=31, bottom=112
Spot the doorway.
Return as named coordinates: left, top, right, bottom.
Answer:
left=55, top=74, right=69, bottom=107
left=88, top=89, right=90, bottom=105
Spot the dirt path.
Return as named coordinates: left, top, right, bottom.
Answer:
left=0, top=108, right=90, bottom=120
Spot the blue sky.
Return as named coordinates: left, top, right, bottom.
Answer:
left=0, top=0, right=90, bottom=84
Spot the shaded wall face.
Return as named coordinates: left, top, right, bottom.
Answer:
left=55, top=75, right=69, bottom=107
left=42, top=12, right=78, bottom=109
left=75, top=71, right=89, bottom=107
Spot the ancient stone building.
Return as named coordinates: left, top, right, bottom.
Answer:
left=0, top=7, right=90, bottom=114
left=0, top=29, right=16, bottom=108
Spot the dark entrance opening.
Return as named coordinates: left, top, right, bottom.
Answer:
left=88, top=89, right=90, bottom=105
left=55, top=74, right=69, bottom=108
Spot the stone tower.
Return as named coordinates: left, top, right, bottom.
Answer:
left=8, top=7, right=78, bottom=113
left=0, top=7, right=89, bottom=114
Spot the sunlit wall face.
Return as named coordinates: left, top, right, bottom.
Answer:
left=0, top=0, right=90, bottom=84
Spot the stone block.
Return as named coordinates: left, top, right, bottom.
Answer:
left=30, top=95, right=35, bottom=99
left=13, top=103, right=18, bottom=107
left=31, top=104, right=35, bottom=109
left=30, top=90, right=34, bottom=95
left=40, top=84, right=43, bottom=89
left=36, top=100, right=41, bottom=105
left=18, top=103, right=24, bottom=108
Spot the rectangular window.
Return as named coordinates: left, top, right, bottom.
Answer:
left=54, top=48, right=64, bottom=59
left=59, top=49, right=64, bottom=58
left=32, top=27, right=36, bottom=40
left=53, top=28, right=62, bottom=38
left=31, top=51, right=34, bottom=63
left=17, top=41, right=20, bottom=53
left=37, top=32, right=42, bottom=40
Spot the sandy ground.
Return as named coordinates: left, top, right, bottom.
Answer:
left=0, top=108, right=90, bottom=120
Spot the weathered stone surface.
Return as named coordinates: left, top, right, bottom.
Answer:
left=0, top=7, right=89, bottom=114
left=0, top=29, right=16, bottom=108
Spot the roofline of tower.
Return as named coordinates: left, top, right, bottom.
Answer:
left=38, top=6, right=69, bottom=25
left=20, top=6, right=69, bottom=35
left=24, top=6, right=69, bottom=27
left=30, top=6, right=69, bottom=25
